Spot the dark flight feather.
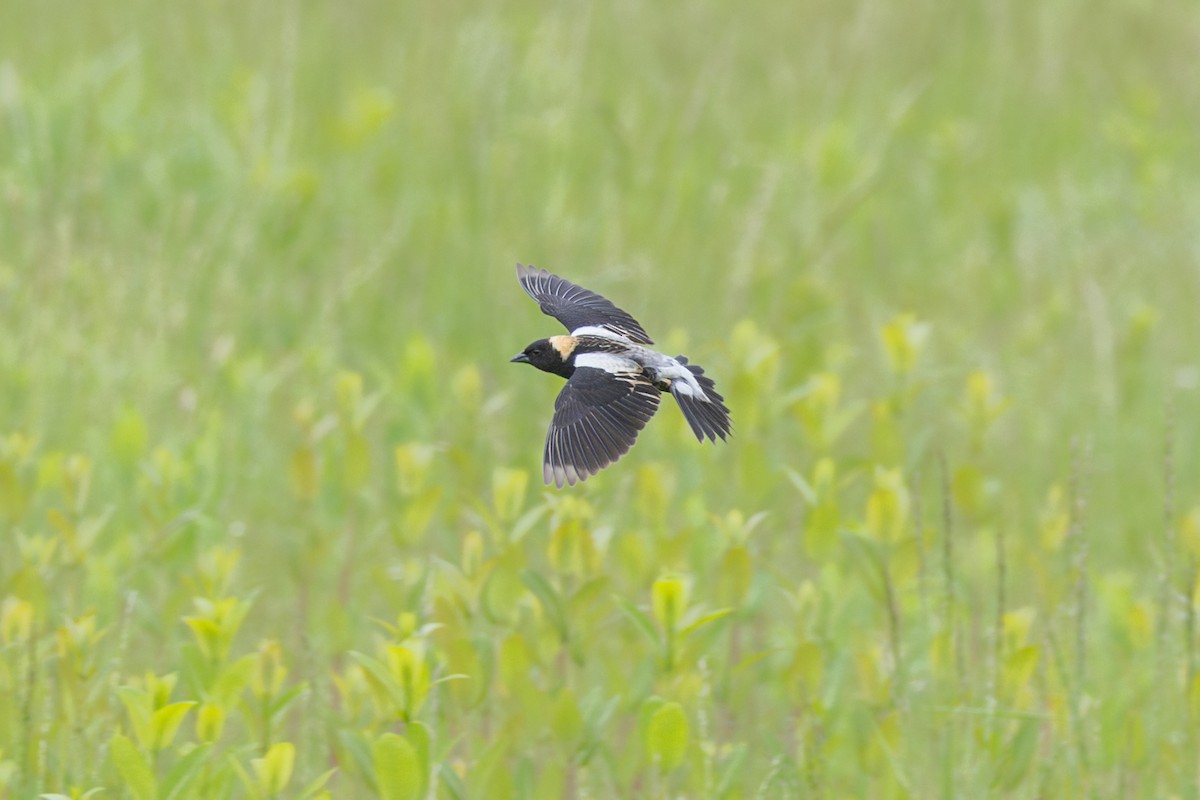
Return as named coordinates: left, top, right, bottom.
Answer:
left=517, top=263, right=654, bottom=345
left=543, top=366, right=661, bottom=487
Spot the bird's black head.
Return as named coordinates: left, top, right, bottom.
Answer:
left=510, top=337, right=575, bottom=378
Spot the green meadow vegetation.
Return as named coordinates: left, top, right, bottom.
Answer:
left=2, top=0, right=1200, bottom=796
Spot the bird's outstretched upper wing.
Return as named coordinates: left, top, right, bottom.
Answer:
left=543, top=361, right=661, bottom=487
left=517, top=263, right=653, bottom=344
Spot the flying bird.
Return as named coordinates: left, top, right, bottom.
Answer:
left=511, top=263, right=731, bottom=487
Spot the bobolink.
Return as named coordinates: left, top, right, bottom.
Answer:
left=511, top=263, right=731, bottom=487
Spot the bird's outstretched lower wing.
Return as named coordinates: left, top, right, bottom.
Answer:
left=544, top=361, right=660, bottom=487
left=517, top=263, right=653, bottom=344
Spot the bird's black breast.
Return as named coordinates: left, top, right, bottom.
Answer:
left=554, top=358, right=576, bottom=380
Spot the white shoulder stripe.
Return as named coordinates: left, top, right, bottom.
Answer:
left=575, top=352, right=639, bottom=374
left=569, top=325, right=631, bottom=341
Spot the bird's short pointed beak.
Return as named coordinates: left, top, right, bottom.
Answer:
left=510, top=352, right=530, bottom=364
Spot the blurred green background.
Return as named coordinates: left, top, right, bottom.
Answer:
left=2, top=0, right=1199, bottom=797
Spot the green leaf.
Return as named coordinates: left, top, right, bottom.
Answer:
left=116, top=686, right=154, bottom=749
left=551, top=688, right=584, bottom=744
left=716, top=742, right=748, bottom=798
left=439, top=762, right=469, bottom=800
left=732, top=646, right=787, bottom=675
left=162, top=743, right=213, bottom=800
left=637, top=696, right=665, bottom=735
left=400, top=486, right=442, bottom=540
left=995, top=718, right=1039, bottom=790
left=510, top=504, right=551, bottom=543
left=679, top=608, right=733, bottom=638
left=252, top=742, right=295, bottom=796
left=109, top=733, right=157, bottom=800
left=374, top=732, right=422, bottom=800
left=786, top=468, right=817, bottom=503
left=520, top=569, right=568, bottom=642
left=150, top=701, right=197, bottom=750
left=826, top=401, right=866, bottom=445
left=384, top=644, right=432, bottom=719
left=652, top=575, right=688, bottom=632
left=431, top=673, right=470, bottom=686
left=716, top=546, right=752, bottom=605
left=479, top=549, right=525, bottom=623
left=568, top=576, right=611, bottom=615
left=491, top=467, right=529, bottom=522
left=335, top=371, right=365, bottom=420
left=471, top=736, right=515, bottom=798
left=787, top=640, right=824, bottom=691
left=514, top=758, right=535, bottom=796
left=337, top=730, right=375, bottom=790
left=268, top=684, right=309, bottom=720
left=646, top=701, right=689, bottom=771
left=298, top=768, right=338, bottom=800
left=0, top=462, right=27, bottom=519
left=406, top=721, right=432, bottom=798
left=111, top=406, right=149, bottom=464
left=343, top=432, right=371, bottom=492
left=1004, top=645, right=1040, bottom=691
left=842, top=533, right=887, bottom=602
left=616, top=597, right=660, bottom=648
left=290, top=447, right=319, bottom=501
left=228, top=751, right=260, bottom=799
left=349, top=650, right=404, bottom=710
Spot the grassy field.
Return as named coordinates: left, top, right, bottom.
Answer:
left=2, top=0, right=1200, bottom=796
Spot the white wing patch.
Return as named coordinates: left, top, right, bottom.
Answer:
left=569, top=325, right=634, bottom=343
left=575, top=351, right=641, bottom=374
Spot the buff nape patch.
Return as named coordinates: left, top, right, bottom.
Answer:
left=549, top=335, right=578, bottom=359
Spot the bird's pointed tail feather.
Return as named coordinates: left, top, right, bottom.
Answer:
left=671, top=356, right=732, bottom=443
